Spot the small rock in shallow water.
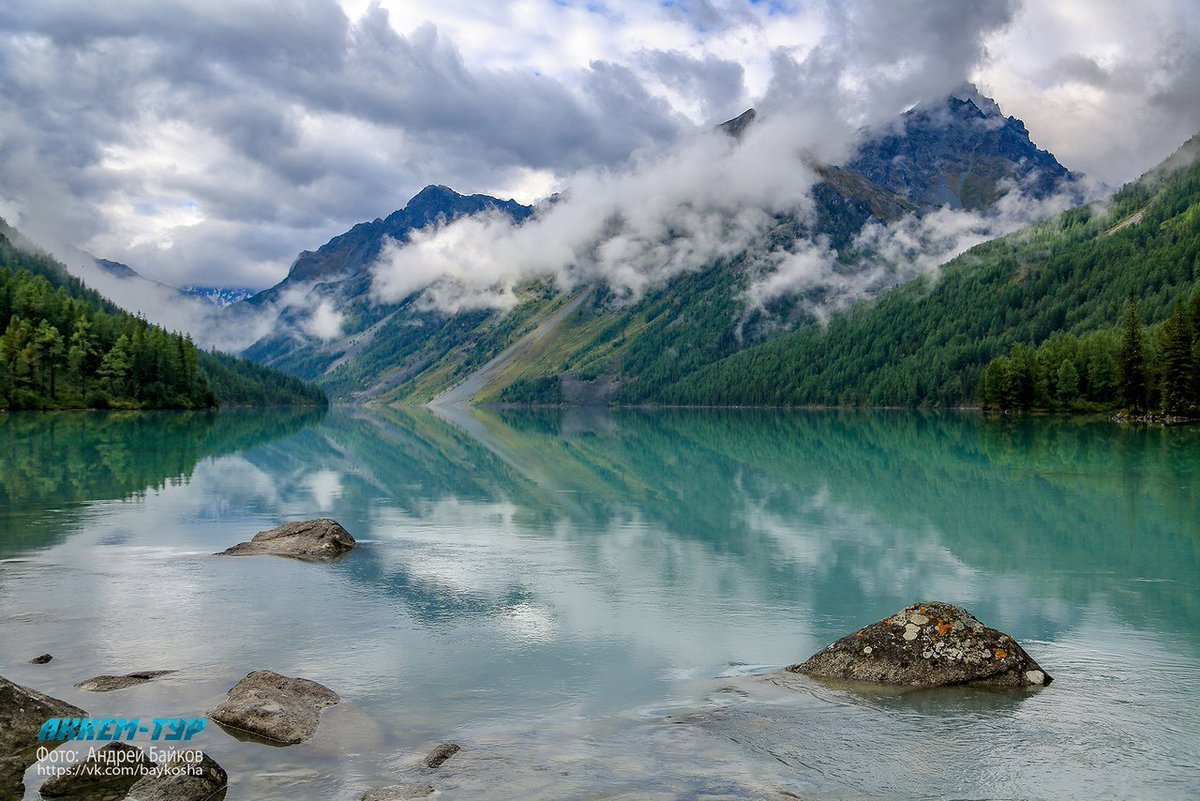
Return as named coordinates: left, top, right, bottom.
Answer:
left=786, top=601, right=1052, bottom=689
left=361, top=784, right=435, bottom=800
left=29, top=654, right=53, bottom=665
left=216, top=518, right=356, bottom=560
left=209, top=670, right=339, bottom=745
left=423, top=742, right=460, bottom=769
left=75, top=671, right=175, bottom=693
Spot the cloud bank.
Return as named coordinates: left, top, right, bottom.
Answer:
left=0, top=0, right=1197, bottom=306
left=369, top=0, right=1076, bottom=317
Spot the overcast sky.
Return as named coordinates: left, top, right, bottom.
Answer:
left=1, top=0, right=1198, bottom=291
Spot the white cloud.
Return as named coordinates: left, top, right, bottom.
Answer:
left=303, top=299, right=346, bottom=340
left=0, top=0, right=1196, bottom=315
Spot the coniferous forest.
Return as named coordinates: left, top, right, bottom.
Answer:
left=660, top=139, right=1200, bottom=412
left=0, top=230, right=326, bottom=410
left=980, top=293, right=1200, bottom=415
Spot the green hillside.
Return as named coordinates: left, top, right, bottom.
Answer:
left=659, top=135, right=1200, bottom=409
left=0, top=226, right=326, bottom=410
left=236, top=91, right=1082, bottom=406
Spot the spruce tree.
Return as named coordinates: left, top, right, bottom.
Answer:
left=1118, top=299, right=1147, bottom=412
left=1159, top=299, right=1195, bottom=414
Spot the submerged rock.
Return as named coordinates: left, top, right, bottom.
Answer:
left=0, top=676, right=87, bottom=801
left=788, top=601, right=1051, bottom=689
left=216, top=518, right=356, bottom=560
left=209, top=670, right=339, bottom=745
left=38, top=742, right=153, bottom=798
left=30, top=654, right=53, bottom=665
left=75, top=671, right=175, bottom=693
left=361, top=784, right=435, bottom=801
left=125, top=750, right=227, bottom=801
left=422, top=742, right=460, bottom=769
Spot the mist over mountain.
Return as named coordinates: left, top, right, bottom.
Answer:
left=184, top=286, right=255, bottom=308
left=233, top=87, right=1082, bottom=404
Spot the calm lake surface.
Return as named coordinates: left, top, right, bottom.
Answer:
left=1, top=407, right=1198, bottom=800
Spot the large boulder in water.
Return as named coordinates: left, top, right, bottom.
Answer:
left=216, top=518, right=355, bottom=560
left=788, top=601, right=1051, bottom=689
left=0, top=676, right=87, bottom=801
left=209, top=670, right=339, bottom=745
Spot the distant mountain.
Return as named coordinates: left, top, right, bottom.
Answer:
left=245, top=184, right=532, bottom=308
left=94, top=257, right=143, bottom=280
left=95, top=258, right=253, bottom=308
left=237, top=89, right=1080, bottom=405
left=236, top=185, right=534, bottom=400
left=184, top=286, right=255, bottom=307
left=848, top=85, right=1075, bottom=211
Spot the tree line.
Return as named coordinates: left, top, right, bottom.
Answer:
left=0, top=266, right=213, bottom=410
left=0, top=229, right=326, bottom=410
left=981, top=291, right=1200, bottom=415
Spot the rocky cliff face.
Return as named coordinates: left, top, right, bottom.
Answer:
left=848, top=85, right=1075, bottom=211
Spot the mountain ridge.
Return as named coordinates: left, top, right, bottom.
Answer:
left=235, top=88, right=1081, bottom=405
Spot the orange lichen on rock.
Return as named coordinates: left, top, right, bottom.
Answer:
left=936, top=622, right=953, bottom=637
left=995, top=649, right=1009, bottom=660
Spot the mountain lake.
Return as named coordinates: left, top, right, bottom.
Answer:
left=1, top=407, right=1198, bottom=800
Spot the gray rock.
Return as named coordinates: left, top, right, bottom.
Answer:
left=361, top=784, right=435, bottom=800
left=787, top=601, right=1052, bottom=689
left=209, top=670, right=339, bottom=745
left=422, top=742, right=460, bottom=769
left=30, top=654, right=53, bottom=665
left=0, top=676, right=87, bottom=801
left=216, top=518, right=356, bottom=560
left=75, top=671, right=175, bottom=693
left=39, top=742, right=154, bottom=798
left=125, top=751, right=227, bottom=801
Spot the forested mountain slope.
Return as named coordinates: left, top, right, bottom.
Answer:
left=662, top=133, right=1200, bottom=407
left=0, top=224, right=326, bottom=409
left=239, top=88, right=1077, bottom=404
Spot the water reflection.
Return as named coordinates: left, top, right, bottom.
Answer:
left=0, top=407, right=1197, bottom=800
left=0, top=408, right=326, bottom=555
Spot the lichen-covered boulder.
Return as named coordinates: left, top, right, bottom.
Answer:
left=788, top=601, right=1051, bottom=689
left=216, top=518, right=355, bottom=560
left=209, top=670, right=339, bottom=745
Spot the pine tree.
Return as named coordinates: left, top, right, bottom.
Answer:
left=1118, top=299, right=1147, bottom=412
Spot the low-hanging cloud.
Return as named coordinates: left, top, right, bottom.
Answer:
left=371, top=111, right=845, bottom=312
left=369, top=0, right=1034, bottom=317
left=741, top=177, right=1090, bottom=325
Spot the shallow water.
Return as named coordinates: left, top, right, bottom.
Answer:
left=1, top=407, right=1198, bottom=799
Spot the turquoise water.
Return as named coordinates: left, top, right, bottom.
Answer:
left=1, top=407, right=1198, bottom=799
